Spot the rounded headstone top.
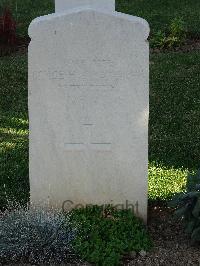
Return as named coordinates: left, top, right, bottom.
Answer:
left=29, top=8, right=150, bottom=40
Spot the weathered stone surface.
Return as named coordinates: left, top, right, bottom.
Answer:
left=55, top=0, right=115, bottom=13
left=29, top=7, right=149, bottom=221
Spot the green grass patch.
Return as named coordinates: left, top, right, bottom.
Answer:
left=0, top=55, right=28, bottom=208
left=148, top=51, right=200, bottom=200
left=116, top=0, right=200, bottom=37
left=69, top=205, right=152, bottom=265
left=148, top=162, right=188, bottom=200
left=149, top=51, right=200, bottom=170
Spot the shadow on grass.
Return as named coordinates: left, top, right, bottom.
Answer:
left=148, top=51, right=200, bottom=202
left=0, top=114, right=29, bottom=209
left=149, top=51, right=200, bottom=169
left=0, top=54, right=29, bottom=209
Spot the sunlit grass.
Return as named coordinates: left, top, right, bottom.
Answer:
left=148, top=162, right=188, bottom=200
left=0, top=127, right=28, bottom=137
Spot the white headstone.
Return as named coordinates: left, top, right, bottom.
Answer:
left=28, top=4, right=149, bottom=221
left=55, top=0, right=115, bottom=13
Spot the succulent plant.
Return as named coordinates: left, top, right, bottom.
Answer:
left=170, top=169, right=200, bottom=243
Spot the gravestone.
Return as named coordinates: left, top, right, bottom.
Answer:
left=55, top=0, right=115, bottom=13
left=29, top=0, right=149, bottom=221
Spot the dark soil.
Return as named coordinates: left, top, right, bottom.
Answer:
left=124, top=206, right=200, bottom=266
left=152, top=38, right=200, bottom=53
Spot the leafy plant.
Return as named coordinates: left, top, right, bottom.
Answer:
left=0, top=7, right=16, bottom=45
left=151, top=17, right=186, bottom=49
left=170, top=169, right=200, bottom=243
left=0, top=207, right=77, bottom=264
left=69, top=205, right=152, bottom=265
left=170, top=17, right=186, bottom=39
left=151, top=30, right=167, bottom=49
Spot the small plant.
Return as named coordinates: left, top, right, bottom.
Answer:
left=69, top=205, right=152, bottom=265
left=170, top=169, right=200, bottom=243
left=0, top=207, right=77, bottom=264
left=0, top=7, right=16, bottom=45
left=151, top=17, right=186, bottom=49
left=170, top=17, right=186, bottom=40
left=151, top=30, right=167, bottom=49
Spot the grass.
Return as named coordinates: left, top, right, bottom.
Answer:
left=0, top=0, right=54, bottom=37
left=149, top=52, right=200, bottom=170
left=1, top=51, right=199, bottom=207
left=0, top=55, right=29, bottom=208
left=116, top=0, right=200, bottom=37
left=1, top=0, right=200, bottom=38
left=149, top=51, right=200, bottom=200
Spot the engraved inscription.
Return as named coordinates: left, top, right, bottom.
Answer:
left=32, top=57, right=144, bottom=90
left=64, top=124, right=111, bottom=151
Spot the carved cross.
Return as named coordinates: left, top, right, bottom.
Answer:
left=64, top=124, right=111, bottom=151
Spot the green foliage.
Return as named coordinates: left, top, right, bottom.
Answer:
left=187, top=169, right=200, bottom=192
left=151, top=30, right=166, bottom=49
left=151, top=17, right=186, bottom=49
left=170, top=17, right=186, bottom=39
left=0, top=208, right=77, bottom=264
left=170, top=170, right=200, bottom=243
left=69, top=205, right=152, bottom=265
left=117, top=0, right=200, bottom=38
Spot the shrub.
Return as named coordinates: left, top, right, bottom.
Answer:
left=0, top=207, right=77, bottom=264
left=0, top=7, right=16, bottom=45
left=170, top=170, right=200, bottom=244
left=69, top=205, right=152, bottom=265
left=151, top=17, right=186, bottom=49
left=151, top=30, right=167, bottom=49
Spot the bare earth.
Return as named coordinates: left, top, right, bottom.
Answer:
left=125, top=206, right=200, bottom=266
